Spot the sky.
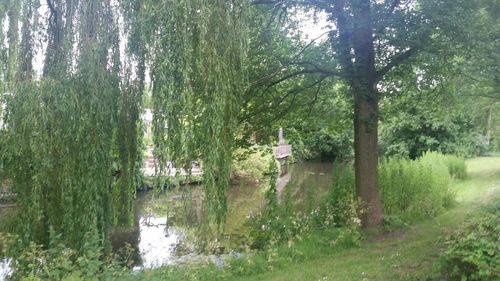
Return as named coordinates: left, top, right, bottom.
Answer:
left=296, top=10, right=332, bottom=42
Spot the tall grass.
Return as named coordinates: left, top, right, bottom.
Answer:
left=330, top=152, right=466, bottom=221
left=318, top=163, right=359, bottom=227
left=440, top=154, right=467, bottom=180
left=379, top=152, right=457, bottom=219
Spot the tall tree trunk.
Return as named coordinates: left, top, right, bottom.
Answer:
left=353, top=90, right=382, bottom=227
left=350, top=0, right=383, bottom=227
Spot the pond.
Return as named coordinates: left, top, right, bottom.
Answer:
left=110, top=161, right=333, bottom=270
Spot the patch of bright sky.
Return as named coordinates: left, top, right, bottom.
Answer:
left=295, top=10, right=333, bottom=43
left=34, top=2, right=48, bottom=78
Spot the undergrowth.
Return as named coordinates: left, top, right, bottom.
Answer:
left=0, top=231, right=133, bottom=281
left=440, top=202, right=499, bottom=280
left=380, top=152, right=464, bottom=221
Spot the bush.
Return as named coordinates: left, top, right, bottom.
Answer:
left=379, top=104, right=487, bottom=159
left=231, top=146, right=278, bottom=183
left=247, top=182, right=311, bottom=250
left=306, top=129, right=353, bottom=161
left=315, top=163, right=360, bottom=228
left=441, top=154, right=467, bottom=180
left=0, top=232, right=131, bottom=280
left=285, top=128, right=316, bottom=161
left=440, top=203, right=500, bottom=280
left=379, top=152, right=457, bottom=219
left=247, top=161, right=360, bottom=250
left=286, top=128, right=353, bottom=161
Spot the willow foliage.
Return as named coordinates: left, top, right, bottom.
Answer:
left=144, top=0, right=248, bottom=226
left=0, top=0, right=140, bottom=252
left=0, top=0, right=249, bottom=257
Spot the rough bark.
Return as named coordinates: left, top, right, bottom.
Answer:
left=350, top=0, right=383, bottom=227
left=353, top=90, right=382, bottom=227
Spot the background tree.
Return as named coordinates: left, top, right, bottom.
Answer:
left=251, top=0, right=486, bottom=227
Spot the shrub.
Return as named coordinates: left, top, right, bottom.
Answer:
left=0, top=232, right=131, bottom=280
left=285, top=128, right=353, bottom=161
left=285, top=128, right=316, bottom=161
left=379, top=152, right=457, bottom=220
left=316, top=162, right=360, bottom=228
left=440, top=203, right=500, bottom=280
left=306, top=129, right=353, bottom=161
left=379, top=104, right=487, bottom=159
left=231, top=146, right=278, bottom=183
left=248, top=161, right=360, bottom=250
left=247, top=184, right=312, bottom=250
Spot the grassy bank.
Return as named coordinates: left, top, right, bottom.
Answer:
left=232, top=157, right=500, bottom=281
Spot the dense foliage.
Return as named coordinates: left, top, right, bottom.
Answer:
left=144, top=0, right=247, bottom=226
left=380, top=94, right=488, bottom=159
left=248, top=160, right=360, bottom=250
left=0, top=232, right=132, bottom=281
left=0, top=0, right=248, bottom=254
left=0, top=0, right=135, bottom=252
left=440, top=202, right=500, bottom=281
left=242, top=153, right=463, bottom=256
left=317, top=152, right=464, bottom=222
left=379, top=152, right=459, bottom=219
left=231, top=146, right=277, bottom=183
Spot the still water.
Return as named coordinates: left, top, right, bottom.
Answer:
left=0, top=161, right=333, bottom=278
left=110, top=161, right=333, bottom=269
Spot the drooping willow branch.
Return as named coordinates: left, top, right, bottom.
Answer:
left=145, top=0, right=248, bottom=227
left=0, top=0, right=139, bottom=253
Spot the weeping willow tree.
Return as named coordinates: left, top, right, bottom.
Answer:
left=116, top=0, right=148, bottom=227
left=0, top=0, right=141, bottom=251
left=1, top=0, right=248, bottom=255
left=142, top=0, right=248, bottom=227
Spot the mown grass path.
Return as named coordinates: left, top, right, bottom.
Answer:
left=234, top=157, right=500, bottom=281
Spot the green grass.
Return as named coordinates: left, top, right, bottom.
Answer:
left=230, top=157, right=500, bottom=281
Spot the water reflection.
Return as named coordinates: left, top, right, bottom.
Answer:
left=111, top=161, right=333, bottom=269
left=0, top=258, right=11, bottom=281
left=137, top=216, right=183, bottom=268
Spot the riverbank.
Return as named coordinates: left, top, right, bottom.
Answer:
left=123, top=157, right=500, bottom=280
left=233, top=157, right=500, bottom=281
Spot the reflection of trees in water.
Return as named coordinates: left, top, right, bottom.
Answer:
left=276, top=172, right=291, bottom=203
left=108, top=162, right=335, bottom=267
left=276, top=162, right=334, bottom=207
left=167, top=192, right=204, bottom=227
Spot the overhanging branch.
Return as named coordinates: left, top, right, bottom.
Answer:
left=375, top=48, right=416, bottom=83
left=240, top=75, right=330, bottom=123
